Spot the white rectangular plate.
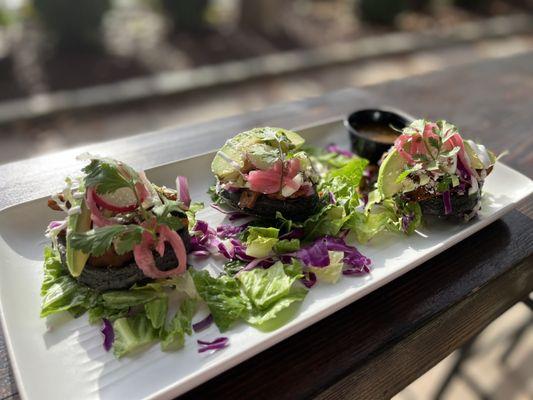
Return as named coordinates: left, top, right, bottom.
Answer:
left=0, top=120, right=531, bottom=400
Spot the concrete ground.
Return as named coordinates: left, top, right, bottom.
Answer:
left=0, top=32, right=531, bottom=400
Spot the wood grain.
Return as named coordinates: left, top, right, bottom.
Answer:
left=0, top=53, right=532, bottom=400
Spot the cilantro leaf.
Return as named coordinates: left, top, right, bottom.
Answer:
left=395, top=164, right=422, bottom=184
left=153, top=200, right=185, bottom=231
left=114, top=226, right=144, bottom=255
left=83, top=159, right=136, bottom=194
left=70, top=225, right=145, bottom=257
left=428, top=137, right=440, bottom=149
left=436, top=175, right=453, bottom=193
left=440, top=146, right=460, bottom=158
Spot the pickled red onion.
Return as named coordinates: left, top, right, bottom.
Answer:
left=86, top=187, right=115, bottom=227
left=133, top=223, right=187, bottom=279
left=247, top=159, right=301, bottom=194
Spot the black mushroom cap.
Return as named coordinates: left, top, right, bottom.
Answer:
left=56, top=228, right=191, bottom=292
left=218, top=188, right=320, bottom=222
left=418, top=191, right=481, bottom=218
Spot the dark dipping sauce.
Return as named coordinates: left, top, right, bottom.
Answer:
left=345, top=109, right=413, bottom=164
left=354, top=121, right=400, bottom=144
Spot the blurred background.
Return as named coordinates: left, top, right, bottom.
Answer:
left=0, top=0, right=532, bottom=166
left=0, top=1, right=532, bottom=399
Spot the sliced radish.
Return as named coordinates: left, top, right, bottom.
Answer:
left=93, top=187, right=139, bottom=212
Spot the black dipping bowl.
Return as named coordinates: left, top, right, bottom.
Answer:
left=345, top=108, right=414, bottom=164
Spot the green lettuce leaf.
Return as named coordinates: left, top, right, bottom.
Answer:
left=346, top=197, right=422, bottom=243
left=325, top=157, right=369, bottom=193
left=303, top=204, right=349, bottom=240
left=190, top=269, right=249, bottom=332
left=237, top=262, right=298, bottom=309
left=113, top=314, right=158, bottom=358
left=273, top=239, right=300, bottom=254
left=244, top=288, right=307, bottom=331
left=245, top=227, right=279, bottom=258
left=237, top=262, right=307, bottom=331
left=101, top=290, right=162, bottom=309
left=160, top=298, right=197, bottom=351
left=145, top=297, right=168, bottom=330
left=40, top=247, right=94, bottom=318
left=186, top=202, right=204, bottom=231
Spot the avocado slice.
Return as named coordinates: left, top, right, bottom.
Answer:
left=377, top=149, right=408, bottom=198
left=284, top=130, right=305, bottom=149
left=65, top=198, right=92, bottom=277
left=464, top=140, right=496, bottom=170
left=211, top=127, right=305, bottom=180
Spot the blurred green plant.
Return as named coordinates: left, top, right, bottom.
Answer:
left=159, top=0, right=210, bottom=33
left=31, top=0, right=111, bottom=51
left=358, top=0, right=408, bottom=26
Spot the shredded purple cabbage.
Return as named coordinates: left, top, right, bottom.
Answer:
left=239, top=257, right=274, bottom=274
left=194, top=220, right=211, bottom=235
left=279, top=228, right=305, bottom=240
left=342, top=264, right=371, bottom=276
left=456, top=158, right=471, bottom=181
left=197, top=337, right=229, bottom=353
left=294, top=239, right=330, bottom=267
left=47, top=220, right=65, bottom=230
left=189, top=220, right=222, bottom=256
left=192, top=314, right=213, bottom=333
left=301, top=271, right=317, bottom=288
left=401, top=212, right=415, bottom=233
left=217, top=223, right=248, bottom=239
left=328, top=191, right=337, bottom=204
left=443, top=191, right=452, bottom=215
left=326, top=144, right=354, bottom=158
left=101, top=319, right=114, bottom=352
left=293, top=236, right=371, bottom=274
left=230, top=239, right=254, bottom=261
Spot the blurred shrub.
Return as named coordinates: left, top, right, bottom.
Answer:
left=32, top=0, right=110, bottom=51
left=454, top=0, right=494, bottom=13
left=159, top=0, right=210, bottom=32
left=358, top=0, right=408, bottom=26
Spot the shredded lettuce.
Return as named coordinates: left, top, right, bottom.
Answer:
left=40, top=247, right=95, bottom=318
left=190, top=269, right=249, bottom=332
left=113, top=314, right=159, bottom=358
left=245, top=227, right=279, bottom=258
left=273, top=239, right=300, bottom=254
left=160, top=298, right=196, bottom=351
left=239, top=262, right=307, bottom=331
left=144, top=297, right=168, bottom=330
left=237, top=262, right=300, bottom=310
left=346, top=196, right=422, bottom=243
left=40, top=248, right=199, bottom=357
left=191, top=262, right=307, bottom=333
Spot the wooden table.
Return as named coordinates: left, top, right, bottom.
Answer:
left=1, top=53, right=532, bottom=400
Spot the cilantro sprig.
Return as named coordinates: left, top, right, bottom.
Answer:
left=70, top=225, right=146, bottom=256
left=152, top=200, right=186, bottom=231
left=83, top=158, right=139, bottom=195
